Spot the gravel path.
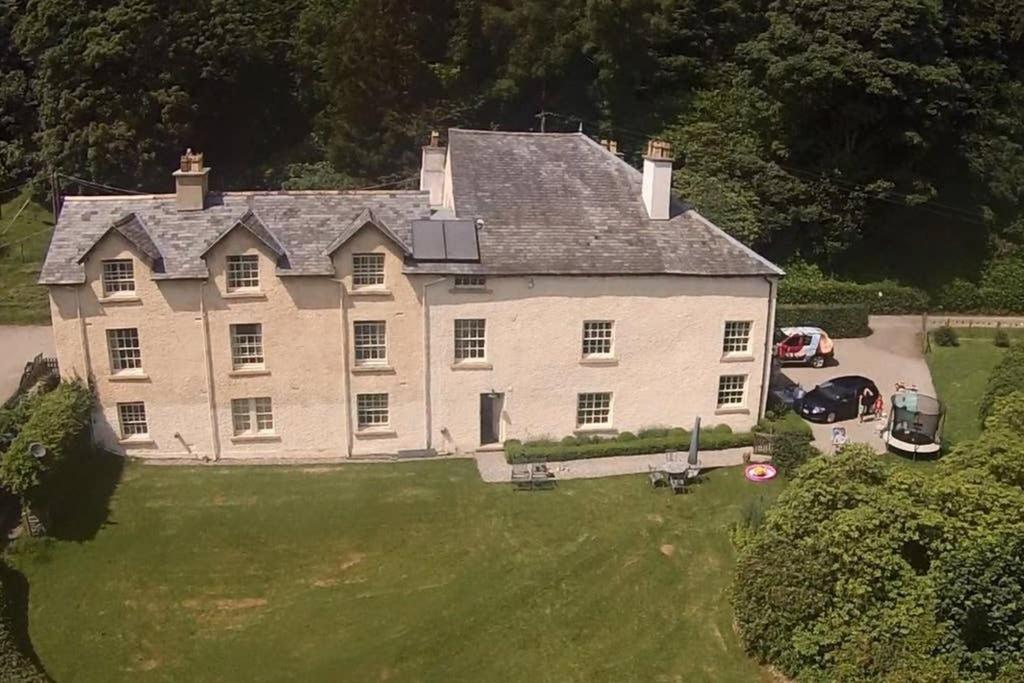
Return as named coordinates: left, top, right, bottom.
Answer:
left=0, top=325, right=54, bottom=401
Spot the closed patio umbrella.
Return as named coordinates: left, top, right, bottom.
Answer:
left=688, top=416, right=701, bottom=466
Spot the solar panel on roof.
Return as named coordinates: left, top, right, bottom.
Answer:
left=442, top=220, right=480, bottom=261
left=411, top=219, right=481, bottom=262
left=411, top=220, right=446, bottom=260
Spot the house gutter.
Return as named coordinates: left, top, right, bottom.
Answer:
left=333, top=279, right=354, bottom=458
left=758, top=275, right=779, bottom=420
left=422, top=277, right=448, bottom=451
left=199, top=282, right=221, bottom=460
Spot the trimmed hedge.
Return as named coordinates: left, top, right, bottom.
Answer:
left=979, top=343, right=1024, bottom=427
left=775, top=303, right=870, bottom=338
left=934, top=278, right=1024, bottom=314
left=778, top=279, right=929, bottom=314
left=505, top=425, right=753, bottom=463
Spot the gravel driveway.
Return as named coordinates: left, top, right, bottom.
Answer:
left=780, top=316, right=936, bottom=453
left=0, top=325, right=55, bottom=402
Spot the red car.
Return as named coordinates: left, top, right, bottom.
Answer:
left=775, top=326, right=835, bottom=369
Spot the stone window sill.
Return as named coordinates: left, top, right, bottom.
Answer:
left=352, top=364, right=395, bottom=375
left=714, top=407, right=750, bottom=416
left=98, top=295, right=141, bottom=305
left=451, top=361, right=492, bottom=371
left=579, top=356, right=618, bottom=367
left=229, top=368, right=271, bottom=378
left=349, top=288, right=392, bottom=297
left=721, top=353, right=755, bottom=363
left=108, top=372, right=150, bottom=382
left=450, top=287, right=492, bottom=294
left=222, top=290, right=266, bottom=301
left=230, top=434, right=281, bottom=444
left=355, top=428, right=397, bottom=439
left=118, top=438, right=155, bottom=447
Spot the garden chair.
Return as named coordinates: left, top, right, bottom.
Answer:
left=510, top=463, right=533, bottom=490
left=648, top=464, right=668, bottom=488
left=530, top=463, right=556, bottom=489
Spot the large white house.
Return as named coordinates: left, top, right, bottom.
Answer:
left=39, top=129, right=783, bottom=460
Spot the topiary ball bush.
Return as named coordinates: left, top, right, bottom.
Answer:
left=933, top=325, right=959, bottom=347
left=994, top=329, right=1011, bottom=348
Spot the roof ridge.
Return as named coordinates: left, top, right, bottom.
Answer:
left=62, top=190, right=429, bottom=202
left=448, top=128, right=583, bottom=138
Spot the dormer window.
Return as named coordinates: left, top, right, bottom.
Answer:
left=102, top=259, right=135, bottom=296
left=226, top=255, right=260, bottom=291
left=352, top=253, right=385, bottom=288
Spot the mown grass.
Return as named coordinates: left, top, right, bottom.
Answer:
left=0, top=189, right=53, bottom=325
left=8, top=459, right=782, bottom=682
left=925, top=327, right=1024, bottom=445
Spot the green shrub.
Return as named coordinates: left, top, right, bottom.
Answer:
left=935, top=274, right=1024, bottom=314
left=769, top=435, right=818, bottom=476
left=778, top=278, right=929, bottom=314
left=504, top=428, right=753, bottom=463
left=932, top=325, right=959, bottom=347
left=994, top=328, right=1011, bottom=348
left=756, top=411, right=813, bottom=439
left=0, top=381, right=92, bottom=505
left=560, top=435, right=578, bottom=447
left=775, top=303, right=871, bottom=338
left=615, top=431, right=637, bottom=441
left=979, top=344, right=1024, bottom=427
left=637, top=426, right=670, bottom=438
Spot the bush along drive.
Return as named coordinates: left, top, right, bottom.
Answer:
left=775, top=303, right=870, bottom=338
left=979, top=343, right=1024, bottom=427
left=932, top=325, right=960, bottom=347
left=733, top=436, right=1024, bottom=682
left=0, top=381, right=92, bottom=536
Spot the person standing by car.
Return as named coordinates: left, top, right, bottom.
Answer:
left=859, top=385, right=877, bottom=422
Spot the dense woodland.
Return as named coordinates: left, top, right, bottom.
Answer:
left=1, top=0, right=1022, bottom=290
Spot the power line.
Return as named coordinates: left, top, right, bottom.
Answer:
left=58, top=173, right=146, bottom=195
left=0, top=224, right=53, bottom=251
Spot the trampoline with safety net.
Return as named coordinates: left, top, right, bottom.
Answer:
left=883, top=390, right=945, bottom=456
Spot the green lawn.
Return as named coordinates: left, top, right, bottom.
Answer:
left=925, top=327, right=1024, bottom=445
left=0, top=189, right=53, bottom=325
left=8, top=458, right=781, bottom=682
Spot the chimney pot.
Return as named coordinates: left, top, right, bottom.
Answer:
left=429, top=130, right=440, bottom=147
left=173, top=148, right=210, bottom=211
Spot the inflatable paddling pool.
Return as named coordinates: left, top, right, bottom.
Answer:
left=745, top=463, right=778, bottom=482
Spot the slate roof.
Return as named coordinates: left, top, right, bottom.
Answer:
left=40, top=192, right=431, bottom=284
left=404, top=129, right=782, bottom=277
left=41, top=128, right=781, bottom=284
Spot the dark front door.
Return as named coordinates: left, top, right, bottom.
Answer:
left=480, top=393, right=504, bottom=445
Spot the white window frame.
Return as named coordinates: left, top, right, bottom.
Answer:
left=453, top=275, right=487, bottom=289
left=454, top=319, right=486, bottom=362
left=356, top=393, right=389, bottom=429
left=352, top=253, right=385, bottom=288
left=107, top=328, right=142, bottom=373
left=353, top=321, right=387, bottom=366
left=717, top=374, right=748, bottom=409
left=582, top=321, right=614, bottom=357
left=231, top=397, right=275, bottom=436
left=576, top=392, right=612, bottom=428
left=722, top=321, right=753, bottom=356
left=117, top=401, right=149, bottom=439
left=102, top=259, right=135, bottom=296
left=226, top=254, right=260, bottom=291
left=230, top=323, right=265, bottom=369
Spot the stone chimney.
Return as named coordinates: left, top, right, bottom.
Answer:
left=641, top=140, right=673, bottom=220
left=172, top=148, right=210, bottom=211
left=600, top=139, right=619, bottom=155
left=419, top=130, right=446, bottom=207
